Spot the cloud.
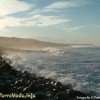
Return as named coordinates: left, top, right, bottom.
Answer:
left=0, top=17, right=23, bottom=30
left=46, top=1, right=70, bottom=9
left=45, top=0, right=89, bottom=12
left=0, top=0, right=70, bottom=30
left=0, top=0, right=89, bottom=31
left=95, top=25, right=100, bottom=28
left=30, top=14, right=70, bottom=26
left=0, top=14, right=70, bottom=30
left=66, top=26, right=84, bottom=32
left=0, top=0, right=32, bottom=16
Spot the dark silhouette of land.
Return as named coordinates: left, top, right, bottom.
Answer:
left=0, top=57, right=95, bottom=100
left=0, top=37, right=93, bottom=51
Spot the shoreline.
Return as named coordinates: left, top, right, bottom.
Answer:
left=0, top=56, right=96, bottom=100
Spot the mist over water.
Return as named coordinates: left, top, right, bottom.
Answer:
left=3, top=47, right=100, bottom=95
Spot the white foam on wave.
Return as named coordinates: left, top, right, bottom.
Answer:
left=2, top=48, right=100, bottom=96
left=71, top=45, right=94, bottom=48
left=42, top=47, right=68, bottom=55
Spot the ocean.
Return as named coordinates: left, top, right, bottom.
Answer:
left=3, top=47, right=100, bottom=96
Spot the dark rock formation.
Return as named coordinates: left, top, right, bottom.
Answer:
left=0, top=57, right=96, bottom=100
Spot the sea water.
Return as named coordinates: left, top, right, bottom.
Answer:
left=3, top=47, right=100, bottom=95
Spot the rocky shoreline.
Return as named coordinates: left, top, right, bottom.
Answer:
left=0, top=56, right=96, bottom=100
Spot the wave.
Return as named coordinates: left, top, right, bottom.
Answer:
left=2, top=47, right=100, bottom=96
left=42, top=47, right=68, bottom=55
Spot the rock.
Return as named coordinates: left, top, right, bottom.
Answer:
left=45, top=82, right=52, bottom=90
left=54, top=82, right=63, bottom=91
left=0, top=57, right=92, bottom=100
left=22, top=87, right=30, bottom=93
left=16, top=70, right=23, bottom=77
left=68, top=89, right=85, bottom=97
left=15, top=79, right=24, bottom=87
left=37, top=84, right=45, bottom=91
left=31, top=74, right=36, bottom=78
left=29, top=82, right=38, bottom=92
left=22, top=71, right=31, bottom=79
left=9, top=69, right=18, bottom=76
left=1, top=83, right=11, bottom=93
left=3, top=64, right=12, bottom=72
left=45, top=91, right=54, bottom=100
left=0, top=83, right=4, bottom=93
left=55, top=82, right=62, bottom=87
left=88, top=91, right=96, bottom=96
left=35, top=92, right=45, bottom=100
left=52, top=88, right=59, bottom=94
left=74, top=90, right=86, bottom=97
left=54, top=92, right=71, bottom=100
left=63, top=84, right=72, bottom=90
left=16, top=86, right=23, bottom=93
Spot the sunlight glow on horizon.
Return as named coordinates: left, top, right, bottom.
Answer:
left=0, top=0, right=100, bottom=45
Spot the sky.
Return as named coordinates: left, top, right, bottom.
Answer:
left=0, top=0, right=100, bottom=45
